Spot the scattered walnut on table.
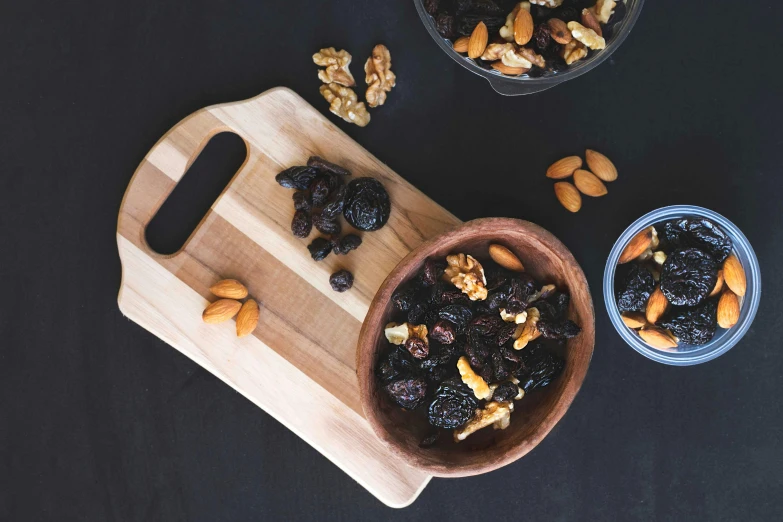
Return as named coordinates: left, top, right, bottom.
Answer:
left=319, top=83, right=371, bottom=127
left=444, top=254, right=488, bottom=301
left=313, top=47, right=356, bottom=87
left=364, top=44, right=396, bottom=108
left=454, top=401, right=514, bottom=442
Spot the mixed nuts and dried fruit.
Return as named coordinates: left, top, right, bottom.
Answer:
left=615, top=217, right=746, bottom=350
left=376, top=244, right=580, bottom=445
left=424, top=0, right=628, bottom=78
left=275, top=156, right=391, bottom=291
left=547, top=149, right=617, bottom=212
left=202, top=279, right=260, bottom=337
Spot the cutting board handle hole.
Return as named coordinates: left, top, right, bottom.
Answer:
left=145, top=131, right=248, bottom=255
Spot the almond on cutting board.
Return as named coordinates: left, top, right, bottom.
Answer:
left=468, top=22, right=489, bottom=59
left=585, top=149, right=617, bottom=182
left=202, top=299, right=242, bottom=324
left=573, top=169, right=608, bottom=197
left=722, top=254, right=747, bottom=296
left=546, top=156, right=583, bottom=179
left=619, top=226, right=656, bottom=264
left=554, top=182, right=582, bottom=213
left=236, top=299, right=260, bottom=337
left=489, top=244, right=525, bottom=272
left=210, top=279, right=249, bottom=299
left=717, top=289, right=740, bottom=329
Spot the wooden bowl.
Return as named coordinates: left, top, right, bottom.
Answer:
left=357, top=218, right=595, bottom=477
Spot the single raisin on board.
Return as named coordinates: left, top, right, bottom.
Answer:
left=307, top=237, right=333, bottom=261
left=616, top=264, right=655, bottom=313
left=291, top=210, right=312, bottom=238
left=307, top=156, right=352, bottom=177
left=275, top=166, right=318, bottom=190
left=660, top=248, right=718, bottom=307
left=405, top=337, right=429, bottom=359
left=329, top=269, right=354, bottom=292
left=385, top=378, right=428, bottom=410
left=343, top=177, right=391, bottom=231
left=332, top=234, right=362, bottom=255
left=313, top=212, right=341, bottom=235
left=292, top=191, right=312, bottom=212
left=663, top=218, right=733, bottom=264
left=660, top=300, right=718, bottom=346
left=427, top=378, right=479, bottom=429
left=492, top=381, right=519, bottom=403
left=320, top=186, right=346, bottom=220
left=310, top=176, right=332, bottom=207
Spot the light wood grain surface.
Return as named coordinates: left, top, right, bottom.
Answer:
left=116, top=87, right=461, bottom=507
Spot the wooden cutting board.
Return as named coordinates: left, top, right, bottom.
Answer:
left=116, top=87, right=461, bottom=507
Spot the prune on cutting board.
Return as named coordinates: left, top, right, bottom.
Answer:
left=275, top=166, right=318, bottom=190
left=660, top=248, right=718, bottom=307
left=438, top=304, right=474, bottom=333
left=307, top=237, right=332, bottom=261
left=515, top=343, right=564, bottom=393
left=492, top=381, right=518, bottom=403
left=431, top=320, right=456, bottom=345
left=405, top=337, right=429, bottom=359
left=392, top=284, right=417, bottom=312
left=428, top=378, right=479, bottom=429
left=377, top=347, right=416, bottom=384
left=435, top=13, right=456, bottom=39
left=291, top=210, right=312, bottom=238
left=342, top=178, right=391, bottom=231
left=456, top=13, right=506, bottom=36
left=292, top=191, right=312, bottom=212
left=329, top=269, right=353, bottom=292
left=312, top=212, right=341, bottom=235
left=307, top=156, right=352, bottom=177
left=659, top=300, right=718, bottom=346
left=309, top=176, right=332, bottom=207
left=663, top=218, right=733, bottom=264
left=332, top=234, right=362, bottom=255
left=537, top=319, right=581, bottom=340
left=616, top=264, right=655, bottom=313
left=385, top=378, right=428, bottom=410
left=320, top=186, right=346, bottom=220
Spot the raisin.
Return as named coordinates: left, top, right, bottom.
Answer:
left=275, top=166, right=318, bottom=190
left=307, top=237, right=332, bottom=261
left=420, top=343, right=457, bottom=370
left=505, top=275, right=536, bottom=314
left=495, top=322, right=518, bottom=346
left=431, top=320, right=457, bottom=345
left=392, top=284, right=417, bottom=312
left=310, top=176, right=332, bottom=207
left=424, top=0, right=440, bottom=16
left=515, top=343, right=564, bottom=393
left=469, top=314, right=502, bottom=338
left=385, top=378, right=428, bottom=410
left=313, top=212, right=341, bottom=235
left=292, top=191, right=312, bottom=212
left=320, top=186, right=346, bottom=220
left=532, top=23, right=552, bottom=53
left=407, top=302, right=430, bottom=324
left=307, top=156, right=352, bottom=177
left=435, top=13, right=456, bottom=39
left=491, top=350, right=510, bottom=382
left=431, top=283, right=469, bottom=306
left=329, top=269, right=353, bottom=292
left=531, top=5, right=553, bottom=22
left=456, top=14, right=505, bottom=36
left=438, top=304, right=474, bottom=333
left=377, top=347, right=416, bottom=383
left=342, top=178, right=391, bottom=231
left=479, top=364, right=493, bottom=383
left=419, top=258, right=446, bottom=287
left=405, top=337, right=429, bottom=359
left=427, top=365, right=451, bottom=385
left=663, top=218, right=733, bottom=264
left=333, top=234, right=362, bottom=255
left=464, top=343, right=487, bottom=369
left=458, top=0, right=503, bottom=15
left=660, top=300, right=718, bottom=346
left=492, top=381, right=518, bottom=402
left=427, top=378, right=478, bottom=429
left=660, top=248, right=718, bottom=307
left=291, top=210, right=312, bottom=238
left=616, top=264, right=655, bottom=313
left=537, top=319, right=581, bottom=340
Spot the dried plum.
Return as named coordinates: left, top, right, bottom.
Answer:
left=419, top=259, right=446, bottom=287
left=310, top=176, right=332, bottom=207
left=616, top=264, right=655, bottom=313
left=275, top=166, right=318, bottom=190
left=427, top=378, right=478, bottom=429
left=424, top=0, right=441, bottom=16
left=291, top=210, right=312, bottom=238
left=469, top=314, right=502, bottom=337
left=431, top=283, right=469, bottom=306
left=377, top=348, right=416, bottom=384
left=419, top=343, right=457, bottom=370
left=307, top=237, right=332, bottom=261
left=660, top=248, right=718, bottom=307
left=408, top=302, right=430, bottom=324
left=438, top=304, right=474, bottom=333
left=660, top=300, right=718, bottom=346
left=320, top=186, right=346, bottom=220
left=464, top=342, right=488, bottom=369
left=333, top=234, right=362, bottom=255
left=492, top=381, right=518, bottom=403
left=405, top=337, right=429, bottom=359
left=537, top=319, right=581, bottom=340
left=515, top=343, right=564, bottom=393
left=663, top=218, right=733, bottom=263
left=342, top=178, right=391, bottom=231
left=307, top=156, right=352, bottom=177
left=456, top=14, right=505, bottom=36
left=435, top=13, right=456, bottom=39
left=385, top=378, right=428, bottom=410
left=329, top=269, right=353, bottom=292
left=292, top=191, right=312, bottom=212
left=392, top=284, right=417, bottom=312
left=431, top=320, right=456, bottom=345
left=495, top=322, right=518, bottom=346
left=505, top=275, right=536, bottom=314
left=313, top=212, right=341, bottom=235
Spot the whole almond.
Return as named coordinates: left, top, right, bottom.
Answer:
left=453, top=36, right=470, bottom=53
left=202, top=299, right=242, bottom=324
left=723, top=254, right=746, bottom=296
left=621, top=312, right=647, bottom=329
left=585, top=149, right=618, bottom=182
left=514, top=8, right=534, bottom=45
left=546, top=156, right=582, bottom=179
left=581, top=8, right=602, bottom=36
left=717, top=290, right=740, bottom=329
left=645, top=286, right=669, bottom=324
left=210, top=279, right=248, bottom=299
left=489, top=244, right=525, bottom=272
left=236, top=299, right=260, bottom=337
left=547, top=18, right=572, bottom=44
left=639, top=327, right=678, bottom=350
left=468, top=22, right=489, bottom=59
left=709, top=270, right=725, bottom=297
left=554, top=182, right=582, bottom=213
left=573, top=169, right=608, bottom=197
left=619, top=226, right=655, bottom=264
left=490, top=62, right=529, bottom=75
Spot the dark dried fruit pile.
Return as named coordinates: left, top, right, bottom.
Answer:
left=377, top=246, right=577, bottom=445
left=275, top=156, right=392, bottom=292
left=616, top=217, right=746, bottom=350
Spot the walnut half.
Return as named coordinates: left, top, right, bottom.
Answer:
left=444, top=254, right=488, bottom=301
left=454, top=401, right=514, bottom=442
left=313, top=47, right=356, bottom=87
left=319, top=83, right=371, bottom=127
left=364, top=44, right=396, bottom=108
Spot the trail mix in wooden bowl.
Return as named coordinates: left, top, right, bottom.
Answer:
left=424, top=0, right=627, bottom=77
left=615, top=218, right=747, bottom=350
left=376, top=244, right=581, bottom=445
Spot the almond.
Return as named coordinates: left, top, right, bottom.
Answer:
left=581, top=8, right=602, bottom=36
left=722, top=254, right=746, bottom=296
left=639, top=327, right=678, bottom=351
left=210, top=279, right=249, bottom=299
left=490, top=62, right=529, bottom=75
left=202, top=299, right=242, bottom=324
left=546, top=156, right=582, bottom=179
left=513, top=8, right=534, bottom=45
left=236, top=299, right=260, bottom=337
left=554, top=182, right=582, bottom=213
left=468, top=22, right=489, bottom=59
left=709, top=270, right=724, bottom=297
left=453, top=36, right=470, bottom=53
left=621, top=312, right=647, bottom=329
left=619, top=226, right=655, bottom=264
left=585, top=149, right=618, bottom=182
left=573, top=169, right=608, bottom=197
left=717, top=290, right=740, bottom=329
left=489, top=244, right=525, bottom=272
left=645, top=286, right=669, bottom=325
left=547, top=18, right=572, bottom=44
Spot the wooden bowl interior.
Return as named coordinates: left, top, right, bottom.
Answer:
left=358, top=219, right=595, bottom=477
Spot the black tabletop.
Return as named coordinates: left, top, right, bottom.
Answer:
left=3, top=0, right=782, bottom=520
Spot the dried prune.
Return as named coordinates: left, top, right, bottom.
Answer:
left=419, top=258, right=446, bottom=287
left=291, top=210, right=312, bottom=238
left=616, top=264, right=655, bottom=313
left=660, top=248, right=718, bottom=307
left=495, top=322, right=518, bottom=346
left=320, top=186, right=346, bottom=220
left=537, top=319, right=581, bottom=340
left=392, top=284, right=416, bottom=312
left=405, top=337, right=429, bottom=359
left=532, top=23, right=552, bottom=53
left=342, top=178, right=391, bottom=231
left=515, top=343, right=564, bottom=393
left=313, top=212, right=341, bottom=235
left=385, top=378, right=428, bottom=410
left=532, top=300, right=558, bottom=322
left=408, top=302, right=430, bottom=324
left=492, top=381, right=518, bottom=403
left=479, top=364, right=493, bottom=383
left=275, top=166, right=318, bottom=190
left=660, top=300, right=718, bottom=346
left=428, top=378, right=478, bottom=429
left=292, top=190, right=312, bottom=212
left=329, top=269, right=353, bottom=292
left=431, top=283, right=469, bottom=306
left=424, top=0, right=441, bottom=16
left=456, top=14, right=505, bottom=36
left=663, top=218, right=733, bottom=263
left=307, top=237, right=332, bottom=261
left=307, top=156, right=352, bottom=177
left=427, top=365, right=450, bottom=385
left=464, top=343, right=488, bottom=369
left=309, top=176, right=332, bottom=207
left=469, top=314, right=502, bottom=337
left=419, top=343, right=456, bottom=370
left=377, top=348, right=416, bottom=383
left=332, top=234, right=362, bottom=255
left=484, top=266, right=511, bottom=292
left=435, top=13, right=456, bottom=39
left=491, top=350, right=510, bottom=382
left=505, top=275, right=536, bottom=314
left=431, top=320, right=456, bottom=345
left=460, top=0, right=503, bottom=15
left=438, top=305, right=474, bottom=333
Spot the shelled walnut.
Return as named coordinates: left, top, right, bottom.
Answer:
left=444, top=254, right=488, bottom=301
left=364, top=44, right=396, bottom=108
left=313, top=48, right=356, bottom=87
left=319, top=83, right=371, bottom=127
